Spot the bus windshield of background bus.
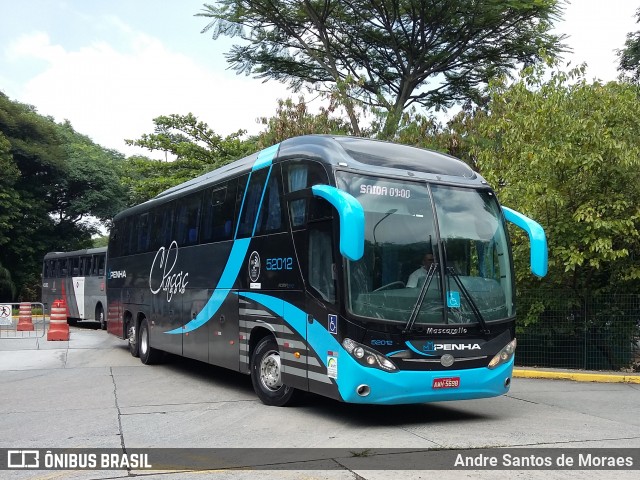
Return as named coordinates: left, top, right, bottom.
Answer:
left=335, top=173, right=514, bottom=327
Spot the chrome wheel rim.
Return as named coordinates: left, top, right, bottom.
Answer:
left=259, top=350, right=282, bottom=391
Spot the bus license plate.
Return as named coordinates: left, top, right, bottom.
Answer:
left=432, top=377, right=460, bottom=389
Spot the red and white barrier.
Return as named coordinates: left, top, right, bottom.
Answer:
left=16, top=302, right=34, bottom=331
left=47, top=299, right=70, bottom=341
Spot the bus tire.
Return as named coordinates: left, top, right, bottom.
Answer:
left=251, top=336, right=297, bottom=407
left=96, top=304, right=106, bottom=330
left=127, top=319, right=139, bottom=357
left=139, top=318, right=161, bottom=365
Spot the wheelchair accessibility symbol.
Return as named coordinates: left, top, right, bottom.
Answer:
left=447, top=291, right=461, bottom=308
left=328, top=314, right=338, bottom=335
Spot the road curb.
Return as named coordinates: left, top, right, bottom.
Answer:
left=514, top=368, right=640, bottom=384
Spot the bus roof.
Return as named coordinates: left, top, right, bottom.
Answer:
left=114, top=135, right=481, bottom=221
left=44, top=247, right=107, bottom=260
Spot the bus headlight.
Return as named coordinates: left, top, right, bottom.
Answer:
left=342, top=338, right=397, bottom=372
left=488, top=338, right=517, bottom=369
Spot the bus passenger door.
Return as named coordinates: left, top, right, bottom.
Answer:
left=72, top=276, right=85, bottom=319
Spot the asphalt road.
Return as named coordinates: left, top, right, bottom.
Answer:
left=1, top=324, right=639, bottom=480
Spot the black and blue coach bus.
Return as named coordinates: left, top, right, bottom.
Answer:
left=107, top=135, right=547, bottom=406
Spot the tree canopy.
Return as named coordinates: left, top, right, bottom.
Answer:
left=199, top=0, right=567, bottom=137
left=618, top=7, right=640, bottom=81
left=123, top=113, right=255, bottom=204
left=457, top=66, right=640, bottom=293
left=0, top=92, right=127, bottom=300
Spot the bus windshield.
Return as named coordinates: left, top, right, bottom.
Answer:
left=336, top=173, right=514, bottom=328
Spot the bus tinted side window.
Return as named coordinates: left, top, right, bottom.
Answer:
left=137, top=213, right=150, bottom=253
left=176, top=193, right=202, bottom=246
left=236, top=169, right=269, bottom=238
left=61, top=259, right=69, bottom=277
left=97, top=254, right=105, bottom=276
left=201, top=180, right=237, bottom=243
left=283, top=161, right=331, bottom=228
left=124, top=217, right=136, bottom=256
left=150, top=204, right=174, bottom=251
left=70, top=257, right=79, bottom=276
left=109, top=221, right=122, bottom=258
left=81, top=257, right=91, bottom=276
left=255, top=166, right=285, bottom=235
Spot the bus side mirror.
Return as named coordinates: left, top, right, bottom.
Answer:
left=311, top=185, right=365, bottom=261
left=502, top=206, right=548, bottom=278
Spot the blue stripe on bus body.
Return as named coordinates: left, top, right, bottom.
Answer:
left=385, top=350, right=407, bottom=357
left=237, top=291, right=513, bottom=405
left=164, top=143, right=280, bottom=335
left=165, top=238, right=251, bottom=334
left=252, top=144, right=279, bottom=171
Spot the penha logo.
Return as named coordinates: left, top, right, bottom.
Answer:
left=423, top=342, right=481, bottom=352
left=149, top=241, right=189, bottom=302
left=109, top=270, right=127, bottom=279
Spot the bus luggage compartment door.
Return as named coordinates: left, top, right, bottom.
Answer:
left=207, top=291, right=240, bottom=371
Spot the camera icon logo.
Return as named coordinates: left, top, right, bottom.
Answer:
left=7, top=450, right=40, bottom=469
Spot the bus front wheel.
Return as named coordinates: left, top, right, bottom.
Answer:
left=251, top=336, right=298, bottom=407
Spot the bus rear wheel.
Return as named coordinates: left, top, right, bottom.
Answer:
left=251, top=337, right=297, bottom=407
left=96, top=304, right=105, bottom=330
left=127, top=320, right=139, bottom=357
left=139, top=319, right=162, bottom=365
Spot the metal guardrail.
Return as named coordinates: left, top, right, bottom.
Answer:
left=0, top=302, right=46, bottom=339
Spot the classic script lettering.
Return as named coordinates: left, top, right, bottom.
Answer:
left=149, top=241, right=189, bottom=302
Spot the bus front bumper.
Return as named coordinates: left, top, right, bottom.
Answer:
left=336, top=358, right=514, bottom=405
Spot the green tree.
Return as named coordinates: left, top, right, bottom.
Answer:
left=92, top=236, right=109, bottom=248
left=123, top=114, right=254, bottom=204
left=200, top=0, right=566, bottom=138
left=0, top=92, right=128, bottom=300
left=125, top=113, right=253, bottom=163
left=0, top=132, right=20, bottom=248
left=120, top=155, right=212, bottom=205
left=255, top=97, right=354, bottom=148
left=0, top=259, right=16, bottom=300
left=464, top=65, right=640, bottom=293
left=54, top=121, right=127, bottom=231
left=618, top=7, right=640, bottom=81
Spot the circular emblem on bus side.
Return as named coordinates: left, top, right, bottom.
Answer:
left=248, top=251, right=261, bottom=283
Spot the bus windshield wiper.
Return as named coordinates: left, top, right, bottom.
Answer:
left=447, top=267, right=490, bottom=334
left=403, top=263, right=438, bottom=334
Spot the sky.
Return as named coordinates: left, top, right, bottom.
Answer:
left=1, top=0, right=639, bottom=160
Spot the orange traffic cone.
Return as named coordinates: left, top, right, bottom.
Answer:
left=47, top=299, right=70, bottom=341
left=16, top=302, right=34, bottom=331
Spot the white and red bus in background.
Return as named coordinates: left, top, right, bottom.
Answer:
left=42, top=247, right=107, bottom=329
